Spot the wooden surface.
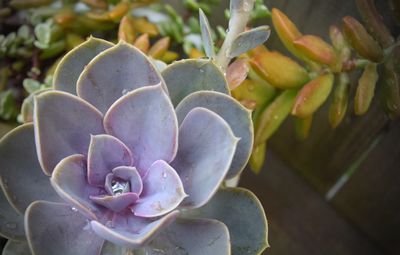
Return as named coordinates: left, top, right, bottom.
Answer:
left=269, top=89, right=388, bottom=194
left=240, top=151, right=384, bottom=255
left=332, top=120, right=400, bottom=255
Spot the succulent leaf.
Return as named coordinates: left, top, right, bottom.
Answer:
left=146, top=218, right=230, bottom=255
left=250, top=50, right=309, bottom=89
left=172, top=108, right=238, bottom=208
left=229, top=26, right=271, bottom=58
left=329, top=73, right=350, bottom=128
left=231, top=77, right=276, bottom=108
left=25, top=201, right=104, bottom=255
left=53, top=37, right=113, bottom=95
left=226, top=58, right=250, bottom=90
left=293, top=35, right=336, bottom=67
left=249, top=142, right=266, bottom=174
left=354, top=63, right=378, bottom=115
left=131, top=160, right=186, bottom=218
left=90, top=192, right=139, bottom=213
left=2, top=240, right=31, bottom=255
left=51, top=154, right=106, bottom=220
left=342, top=16, right=384, bottom=63
left=134, top=33, right=150, bottom=54
left=292, top=74, right=334, bottom=118
left=199, top=8, right=215, bottom=58
left=34, top=91, right=105, bottom=175
left=0, top=190, right=25, bottom=241
left=104, top=84, right=178, bottom=174
left=254, top=89, right=298, bottom=145
left=355, top=0, right=394, bottom=48
left=20, top=88, right=52, bottom=123
left=90, top=211, right=179, bottom=248
left=110, top=166, right=143, bottom=195
left=148, top=37, right=170, bottom=59
left=77, top=42, right=166, bottom=114
left=0, top=124, right=62, bottom=214
left=162, top=59, right=229, bottom=106
left=175, top=91, right=253, bottom=179
left=118, top=16, right=136, bottom=44
left=87, top=134, right=133, bottom=187
left=271, top=8, right=304, bottom=60
left=185, top=187, right=269, bottom=255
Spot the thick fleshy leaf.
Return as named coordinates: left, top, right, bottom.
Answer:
left=229, top=26, right=271, bottom=58
left=20, top=88, right=51, bottom=123
left=90, top=210, right=179, bottom=248
left=112, top=166, right=143, bottom=195
left=104, top=85, right=178, bottom=175
left=90, top=193, right=139, bottom=212
left=88, top=134, right=133, bottom=186
left=0, top=124, right=61, bottom=214
left=131, top=160, right=186, bottom=218
left=176, top=91, right=253, bottom=179
left=34, top=91, right=104, bottom=175
left=2, top=241, right=31, bottom=255
left=185, top=187, right=269, bottom=255
left=199, top=9, right=215, bottom=58
left=51, top=154, right=105, bottom=219
left=53, top=37, right=113, bottom=94
left=25, top=201, right=104, bottom=255
left=146, top=218, right=230, bottom=255
left=226, top=58, right=250, bottom=90
left=162, top=59, right=229, bottom=106
left=0, top=190, right=24, bottom=241
left=77, top=42, right=165, bottom=113
left=171, top=108, right=238, bottom=208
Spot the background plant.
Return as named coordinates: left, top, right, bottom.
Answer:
left=228, top=0, right=400, bottom=173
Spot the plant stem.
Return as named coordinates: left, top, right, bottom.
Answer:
left=215, top=0, right=255, bottom=71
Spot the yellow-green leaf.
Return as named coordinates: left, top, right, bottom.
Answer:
left=354, top=63, right=378, bottom=115
left=292, top=74, right=334, bottom=118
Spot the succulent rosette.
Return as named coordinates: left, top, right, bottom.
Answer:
left=0, top=37, right=268, bottom=254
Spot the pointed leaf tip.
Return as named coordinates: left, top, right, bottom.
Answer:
left=53, top=37, right=113, bottom=95
left=77, top=42, right=166, bottom=113
left=229, top=26, right=271, bottom=58
left=199, top=8, right=215, bottom=58
left=162, top=59, right=229, bottom=106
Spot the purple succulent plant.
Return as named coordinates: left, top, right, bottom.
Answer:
left=0, top=37, right=268, bottom=255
